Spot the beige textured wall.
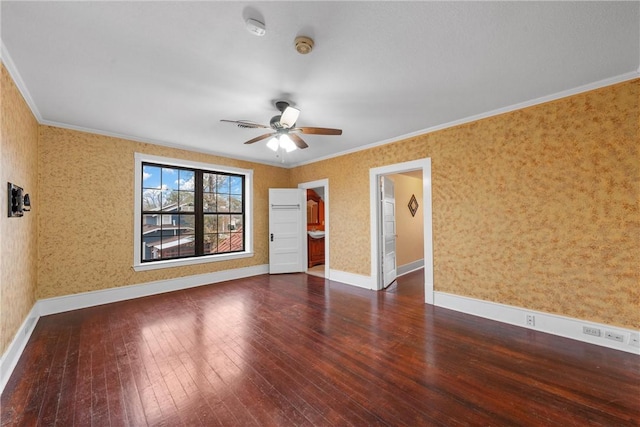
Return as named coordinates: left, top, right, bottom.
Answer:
left=291, top=79, right=639, bottom=329
left=390, top=173, right=424, bottom=267
left=37, top=126, right=289, bottom=299
left=1, top=64, right=39, bottom=355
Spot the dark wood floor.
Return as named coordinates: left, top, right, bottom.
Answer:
left=2, top=271, right=639, bottom=426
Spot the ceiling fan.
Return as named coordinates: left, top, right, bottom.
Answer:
left=221, top=101, right=342, bottom=151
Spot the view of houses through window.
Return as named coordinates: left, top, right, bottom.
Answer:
left=141, top=163, right=244, bottom=262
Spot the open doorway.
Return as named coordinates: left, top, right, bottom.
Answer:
left=298, top=179, right=329, bottom=279
left=370, top=159, right=434, bottom=304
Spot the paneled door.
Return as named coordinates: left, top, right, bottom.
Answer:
left=381, top=176, right=397, bottom=288
left=269, top=188, right=306, bottom=274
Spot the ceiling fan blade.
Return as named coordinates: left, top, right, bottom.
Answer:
left=244, top=133, right=275, bottom=145
left=280, top=106, right=300, bottom=129
left=289, top=133, right=309, bottom=149
left=221, top=119, right=270, bottom=129
left=294, top=127, right=342, bottom=135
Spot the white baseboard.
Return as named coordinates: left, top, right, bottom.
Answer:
left=37, top=264, right=268, bottom=316
left=0, top=305, right=39, bottom=393
left=397, top=259, right=424, bottom=277
left=329, top=269, right=374, bottom=290
left=0, top=264, right=268, bottom=394
left=434, top=291, right=640, bottom=355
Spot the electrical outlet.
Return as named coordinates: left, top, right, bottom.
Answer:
left=582, top=326, right=602, bottom=337
left=629, top=333, right=640, bottom=348
left=526, top=315, right=535, bottom=327
left=604, top=331, right=625, bottom=343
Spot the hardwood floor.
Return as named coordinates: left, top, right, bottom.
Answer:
left=2, top=271, right=639, bottom=426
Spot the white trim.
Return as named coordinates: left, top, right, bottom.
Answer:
left=38, top=264, right=268, bottom=316
left=132, top=251, right=254, bottom=272
left=0, top=305, right=39, bottom=393
left=133, top=153, right=254, bottom=271
left=298, top=179, right=330, bottom=279
left=4, top=36, right=636, bottom=172
left=397, top=259, right=424, bottom=277
left=288, top=71, right=640, bottom=168
left=0, top=42, right=44, bottom=122
left=434, top=292, right=640, bottom=355
left=329, top=269, right=374, bottom=290
left=369, top=159, right=434, bottom=304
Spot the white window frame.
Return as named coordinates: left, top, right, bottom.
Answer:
left=133, top=153, right=254, bottom=271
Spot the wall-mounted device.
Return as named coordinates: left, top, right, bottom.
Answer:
left=8, top=182, right=31, bottom=217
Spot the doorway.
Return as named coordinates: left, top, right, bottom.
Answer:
left=298, top=179, right=329, bottom=279
left=370, top=159, right=434, bottom=304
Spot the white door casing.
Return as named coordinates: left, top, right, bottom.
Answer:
left=369, top=158, right=434, bottom=303
left=381, top=176, right=397, bottom=288
left=269, top=188, right=306, bottom=274
left=298, top=179, right=330, bottom=278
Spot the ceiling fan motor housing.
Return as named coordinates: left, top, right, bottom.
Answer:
left=270, top=115, right=285, bottom=130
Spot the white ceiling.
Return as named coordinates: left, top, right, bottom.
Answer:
left=2, top=1, right=639, bottom=167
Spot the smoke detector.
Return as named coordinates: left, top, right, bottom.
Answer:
left=295, top=36, right=314, bottom=54
left=246, top=18, right=266, bottom=36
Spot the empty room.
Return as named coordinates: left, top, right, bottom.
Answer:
left=1, top=2, right=639, bottom=426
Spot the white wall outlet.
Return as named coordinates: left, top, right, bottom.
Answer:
left=629, top=333, right=640, bottom=348
left=526, top=314, right=535, bottom=327
left=582, top=326, right=602, bottom=337
left=604, top=331, right=625, bottom=343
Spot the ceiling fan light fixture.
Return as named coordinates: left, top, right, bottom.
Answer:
left=279, top=134, right=297, bottom=152
left=266, top=136, right=279, bottom=151
left=280, top=106, right=300, bottom=128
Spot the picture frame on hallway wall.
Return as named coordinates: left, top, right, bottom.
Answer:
left=408, top=194, right=419, bottom=217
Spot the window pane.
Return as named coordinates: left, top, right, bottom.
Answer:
left=179, top=191, right=195, bottom=211
left=203, top=193, right=216, bottom=213
left=204, top=234, right=218, bottom=254
left=204, top=215, right=217, bottom=234
left=180, top=238, right=195, bottom=257
left=203, top=173, right=216, bottom=192
left=217, top=234, right=231, bottom=252
left=230, top=232, right=243, bottom=251
left=230, top=195, right=242, bottom=213
left=230, top=176, right=243, bottom=195
left=216, top=175, right=229, bottom=194
left=216, top=194, right=229, bottom=212
left=230, top=214, right=243, bottom=231
left=161, top=189, right=177, bottom=210
left=142, top=165, right=162, bottom=189
left=142, top=214, right=160, bottom=227
left=179, top=170, right=195, bottom=190
left=218, top=215, right=231, bottom=233
left=162, top=168, right=179, bottom=190
left=142, top=189, right=162, bottom=211
left=178, top=215, right=195, bottom=234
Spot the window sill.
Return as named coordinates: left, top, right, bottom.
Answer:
left=132, top=251, right=254, bottom=272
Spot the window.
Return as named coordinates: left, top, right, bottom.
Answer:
left=134, top=154, right=253, bottom=271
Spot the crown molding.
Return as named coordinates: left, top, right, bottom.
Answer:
left=288, top=71, right=640, bottom=168
left=1, top=42, right=43, bottom=122
left=3, top=36, right=638, bottom=170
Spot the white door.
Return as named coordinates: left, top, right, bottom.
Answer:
left=269, top=188, right=306, bottom=274
left=381, top=176, right=397, bottom=288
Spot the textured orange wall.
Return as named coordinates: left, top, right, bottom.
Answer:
left=1, top=64, right=39, bottom=355
left=37, top=126, right=289, bottom=300
left=291, top=79, right=639, bottom=329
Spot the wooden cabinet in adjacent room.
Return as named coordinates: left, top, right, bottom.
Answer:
left=308, top=236, right=325, bottom=268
